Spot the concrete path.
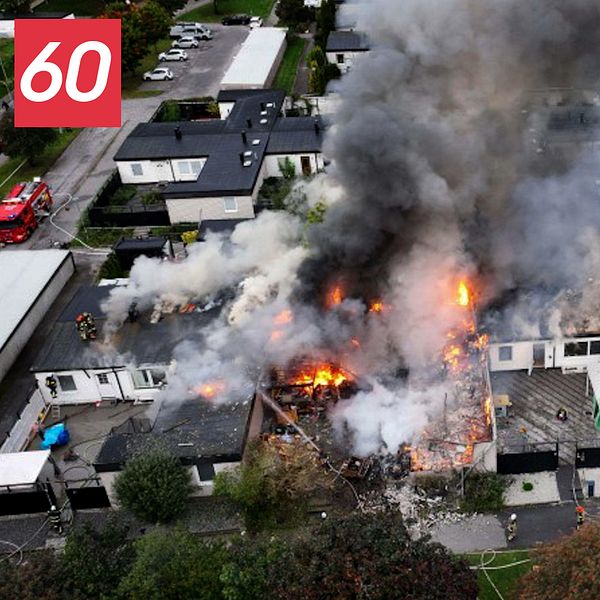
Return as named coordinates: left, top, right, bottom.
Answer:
left=294, top=33, right=314, bottom=96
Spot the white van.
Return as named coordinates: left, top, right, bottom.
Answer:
left=169, top=22, right=213, bottom=40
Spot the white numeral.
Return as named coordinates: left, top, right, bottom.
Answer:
left=20, top=41, right=112, bottom=103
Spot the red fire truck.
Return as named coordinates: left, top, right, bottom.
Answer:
left=0, top=180, right=53, bottom=244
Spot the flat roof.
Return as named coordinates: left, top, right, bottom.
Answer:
left=0, top=250, right=71, bottom=354
left=0, top=450, right=50, bottom=487
left=221, top=27, right=287, bottom=89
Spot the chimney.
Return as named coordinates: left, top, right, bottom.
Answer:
left=260, top=102, right=266, bottom=111
left=241, top=129, right=247, bottom=144
left=246, top=118, right=252, bottom=128
left=314, top=119, right=320, bottom=134
left=174, top=126, right=182, bottom=140
left=239, top=152, right=245, bottom=164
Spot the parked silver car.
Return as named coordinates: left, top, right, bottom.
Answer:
left=172, top=36, right=199, bottom=49
left=143, top=67, right=173, bottom=81
left=159, top=48, right=188, bottom=62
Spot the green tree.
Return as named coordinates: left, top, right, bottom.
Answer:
left=139, top=1, right=172, bottom=51
left=271, top=511, right=478, bottom=600
left=114, top=448, right=192, bottom=523
left=0, top=110, right=58, bottom=163
left=154, top=0, right=187, bottom=15
left=306, top=200, right=327, bottom=224
left=460, top=472, right=507, bottom=513
left=278, top=156, right=296, bottom=179
left=516, top=520, right=600, bottom=600
left=118, top=528, right=226, bottom=600
left=0, top=550, right=67, bottom=600
left=315, top=0, right=336, bottom=50
left=275, top=0, right=314, bottom=30
left=100, top=4, right=148, bottom=74
left=0, top=0, right=30, bottom=13
left=62, top=520, right=133, bottom=600
left=306, top=46, right=328, bottom=94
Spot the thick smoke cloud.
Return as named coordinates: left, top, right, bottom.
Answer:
left=102, top=0, right=600, bottom=455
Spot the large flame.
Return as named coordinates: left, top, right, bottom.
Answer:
left=457, top=280, right=470, bottom=307
left=292, top=363, right=350, bottom=388
left=326, top=285, right=344, bottom=308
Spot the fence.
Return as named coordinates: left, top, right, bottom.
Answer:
left=497, top=442, right=559, bottom=474
left=86, top=169, right=170, bottom=227
left=1, top=388, right=49, bottom=454
left=65, top=479, right=111, bottom=510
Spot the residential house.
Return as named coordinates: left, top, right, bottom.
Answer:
left=113, top=89, right=326, bottom=224
left=325, top=31, right=370, bottom=74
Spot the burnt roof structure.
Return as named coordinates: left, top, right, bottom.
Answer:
left=113, top=89, right=325, bottom=199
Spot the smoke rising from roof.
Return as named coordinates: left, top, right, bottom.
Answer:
left=103, top=0, right=600, bottom=455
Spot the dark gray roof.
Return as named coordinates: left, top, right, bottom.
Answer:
left=114, top=237, right=167, bottom=252
left=267, top=117, right=324, bottom=154
left=326, top=31, right=370, bottom=52
left=114, top=89, right=324, bottom=199
left=94, top=394, right=255, bottom=469
left=31, top=286, right=224, bottom=372
left=0, top=11, right=72, bottom=19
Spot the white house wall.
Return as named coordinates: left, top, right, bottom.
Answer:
left=35, top=368, right=164, bottom=405
left=117, top=158, right=208, bottom=185
left=489, top=336, right=600, bottom=372
left=218, top=102, right=235, bottom=119
left=326, top=50, right=367, bottom=74
left=263, top=153, right=322, bottom=178
left=166, top=196, right=255, bottom=223
left=0, top=255, right=74, bottom=383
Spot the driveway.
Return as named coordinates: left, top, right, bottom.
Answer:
left=10, top=25, right=249, bottom=250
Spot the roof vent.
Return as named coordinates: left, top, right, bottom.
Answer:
left=260, top=118, right=268, bottom=124
left=260, top=110, right=267, bottom=116
left=174, top=126, right=182, bottom=140
left=243, top=160, right=252, bottom=167
left=260, top=102, right=266, bottom=111
left=243, top=151, right=252, bottom=157
left=246, top=118, right=252, bottom=128
left=240, top=153, right=252, bottom=167
left=314, top=119, right=320, bottom=134
left=252, top=139, right=260, bottom=146
left=266, top=102, right=275, bottom=108
left=241, top=129, right=247, bottom=144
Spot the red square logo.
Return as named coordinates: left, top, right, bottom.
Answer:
left=14, top=19, right=121, bottom=128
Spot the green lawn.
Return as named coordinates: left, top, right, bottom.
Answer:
left=273, top=36, right=306, bottom=95
left=466, top=550, right=531, bottom=600
left=0, top=128, right=80, bottom=196
left=121, top=38, right=173, bottom=97
left=70, top=226, right=135, bottom=248
left=33, top=0, right=107, bottom=16
left=179, top=0, right=276, bottom=22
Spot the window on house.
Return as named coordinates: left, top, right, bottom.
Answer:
left=177, top=160, right=203, bottom=177
left=97, top=373, right=109, bottom=385
left=58, top=375, right=76, bottom=392
left=223, top=197, right=238, bottom=213
left=564, top=341, right=588, bottom=357
left=498, top=346, right=512, bottom=361
left=591, top=341, right=600, bottom=355
left=132, top=368, right=167, bottom=389
left=179, top=161, right=191, bottom=174
left=130, top=163, right=143, bottom=177
left=336, top=53, right=344, bottom=64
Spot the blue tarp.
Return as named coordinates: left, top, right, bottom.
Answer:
left=40, top=423, right=70, bottom=450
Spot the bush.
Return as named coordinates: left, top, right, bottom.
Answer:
left=114, top=448, right=192, bottom=523
left=522, top=481, right=534, bottom=492
left=97, top=252, right=126, bottom=280
left=460, top=472, right=507, bottom=513
left=109, top=185, right=136, bottom=206
left=278, top=157, right=296, bottom=180
left=141, top=191, right=163, bottom=206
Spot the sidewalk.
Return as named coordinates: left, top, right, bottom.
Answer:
left=428, top=499, right=600, bottom=553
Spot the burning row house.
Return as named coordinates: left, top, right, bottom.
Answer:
left=257, top=281, right=496, bottom=478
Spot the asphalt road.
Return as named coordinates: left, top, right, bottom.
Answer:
left=5, top=25, right=249, bottom=251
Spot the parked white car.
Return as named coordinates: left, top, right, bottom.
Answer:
left=172, top=36, right=199, bottom=49
left=249, top=16, right=263, bottom=28
left=143, top=67, right=173, bottom=81
left=159, top=48, right=188, bottom=62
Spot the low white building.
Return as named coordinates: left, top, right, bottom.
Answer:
left=325, top=31, right=370, bottom=74
left=221, top=27, right=287, bottom=90
left=113, top=90, right=326, bottom=224
left=0, top=250, right=74, bottom=384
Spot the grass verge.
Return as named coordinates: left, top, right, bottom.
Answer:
left=0, top=129, right=80, bottom=196
left=272, top=36, right=306, bottom=95
left=466, top=550, right=531, bottom=600
left=179, top=0, right=276, bottom=22
left=33, top=0, right=106, bottom=16
left=0, top=39, right=14, bottom=93
left=121, top=39, right=173, bottom=97
left=70, top=226, right=135, bottom=248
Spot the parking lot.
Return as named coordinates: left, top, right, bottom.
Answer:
left=139, top=24, right=249, bottom=99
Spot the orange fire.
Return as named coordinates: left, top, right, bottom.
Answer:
left=326, top=285, right=344, bottom=308
left=270, top=330, right=284, bottom=342
left=274, top=309, right=293, bottom=325
left=351, top=337, right=361, bottom=348
left=292, top=363, right=350, bottom=388
left=457, top=280, right=470, bottom=307
left=369, top=300, right=384, bottom=313
left=195, top=380, right=226, bottom=399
